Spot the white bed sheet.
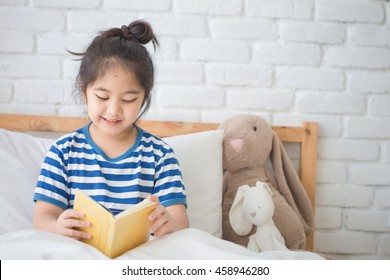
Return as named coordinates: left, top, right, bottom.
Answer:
left=0, top=228, right=324, bottom=260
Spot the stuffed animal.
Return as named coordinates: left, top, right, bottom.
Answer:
left=218, top=114, right=314, bottom=249
left=229, top=181, right=288, bottom=252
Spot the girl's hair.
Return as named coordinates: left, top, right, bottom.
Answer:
left=71, top=20, right=159, bottom=119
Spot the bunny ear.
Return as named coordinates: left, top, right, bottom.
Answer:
left=256, top=181, right=273, bottom=196
left=270, top=132, right=314, bottom=234
left=229, top=185, right=253, bottom=235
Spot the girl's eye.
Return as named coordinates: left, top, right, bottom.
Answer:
left=95, top=94, right=108, bottom=100
left=123, top=98, right=136, bottom=103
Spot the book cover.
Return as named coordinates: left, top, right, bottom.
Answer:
left=73, top=189, right=157, bottom=258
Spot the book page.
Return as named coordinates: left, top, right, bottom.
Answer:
left=106, top=202, right=156, bottom=258
left=115, top=198, right=156, bottom=218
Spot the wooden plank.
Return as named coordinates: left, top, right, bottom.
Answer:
left=272, top=126, right=304, bottom=143
left=0, top=114, right=303, bottom=140
left=300, top=122, right=318, bottom=252
left=0, top=114, right=88, bottom=132
left=0, top=114, right=217, bottom=136
left=137, top=120, right=219, bottom=137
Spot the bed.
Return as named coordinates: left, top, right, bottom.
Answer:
left=0, top=113, right=323, bottom=260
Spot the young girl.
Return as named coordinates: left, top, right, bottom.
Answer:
left=33, top=20, right=189, bottom=240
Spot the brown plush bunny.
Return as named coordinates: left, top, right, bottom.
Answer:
left=218, top=114, right=314, bottom=249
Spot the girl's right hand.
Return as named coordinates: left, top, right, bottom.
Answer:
left=55, top=209, right=91, bottom=240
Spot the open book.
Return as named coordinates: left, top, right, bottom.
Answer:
left=73, top=189, right=157, bottom=258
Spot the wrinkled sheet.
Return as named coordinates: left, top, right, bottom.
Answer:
left=0, top=228, right=324, bottom=260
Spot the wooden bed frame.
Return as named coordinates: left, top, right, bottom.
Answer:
left=0, top=113, right=318, bottom=251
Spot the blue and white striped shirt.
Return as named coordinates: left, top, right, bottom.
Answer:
left=33, top=123, right=187, bottom=215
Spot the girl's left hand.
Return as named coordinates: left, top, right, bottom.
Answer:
left=147, top=195, right=175, bottom=238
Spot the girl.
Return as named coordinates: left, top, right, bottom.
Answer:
left=33, top=20, right=189, bottom=240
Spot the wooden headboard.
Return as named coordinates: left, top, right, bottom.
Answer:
left=0, top=113, right=318, bottom=251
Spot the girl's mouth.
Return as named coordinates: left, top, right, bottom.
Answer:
left=102, top=117, right=122, bottom=126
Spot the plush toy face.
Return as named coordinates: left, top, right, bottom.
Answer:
left=219, top=115, right=273, bottom=172
left=243, top=184, right=274, bottom=227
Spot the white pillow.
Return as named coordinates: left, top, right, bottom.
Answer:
left=164, top=130, right=224, bottom=238
left=0, top=129, right=53, bottom=234
left=0, top=128, right=224, bottom=238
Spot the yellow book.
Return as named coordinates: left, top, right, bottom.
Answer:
left=73, top=189, right=157, bottom=258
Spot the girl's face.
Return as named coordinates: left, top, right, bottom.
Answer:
left=84, top=65, right=145, bottom=140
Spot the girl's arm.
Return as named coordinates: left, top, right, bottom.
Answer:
left=147, top=196, right=189, bottom=238
left=33, top=200, right=91, bottom=240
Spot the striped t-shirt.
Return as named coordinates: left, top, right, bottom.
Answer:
left=33, top=123, right=186, bottom=215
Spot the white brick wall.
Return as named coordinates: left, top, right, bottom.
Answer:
left=277, top=67, right=344, bottom=91
left=211, top=18, right=277, bottom=40
left=280, top=22, right=346, bottom=44
left=174, top=0, right=242, bottom=15
left=317, top=1, right=384, bottom=23
left=181, top=39, right=249, bottom=62
left=205, top=64, right=272, bottom=86
left=0, top=0, right=389, bottom=259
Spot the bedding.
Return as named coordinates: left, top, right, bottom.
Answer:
left=0, top=126, right=324, bottom=260
left=0, top=228, right=323, bottom=260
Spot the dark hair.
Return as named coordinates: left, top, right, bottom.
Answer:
left=70, top=20, right=159, bottom=119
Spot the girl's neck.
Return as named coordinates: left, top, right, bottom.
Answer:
left=89, top=123, right=138, bottom=159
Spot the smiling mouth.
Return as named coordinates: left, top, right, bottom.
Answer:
left=102, top=117, right=122, bottom=125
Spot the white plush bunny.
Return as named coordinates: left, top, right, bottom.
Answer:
left=229, top=181, right=288, bottom=252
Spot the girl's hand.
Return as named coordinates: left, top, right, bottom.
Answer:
left=147, top=195, right=189, bottom=238
left=34, top=200, right=92, bottom=240
left=55, top=209, right=91, bottom=240
left=147, top=195, right=173, bottom=238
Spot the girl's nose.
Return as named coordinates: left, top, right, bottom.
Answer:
left=107, top=99, right=121, bottom=115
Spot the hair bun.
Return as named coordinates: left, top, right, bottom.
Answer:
left=121, top=25, right=134, bottom=40
left=124, top=20, right=158, bottom=47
